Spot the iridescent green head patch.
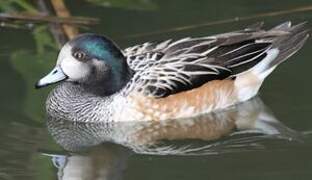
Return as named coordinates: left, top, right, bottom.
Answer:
left=69, top=34, right=128, bottom=89
left=70, top=34, right=124, bottom=72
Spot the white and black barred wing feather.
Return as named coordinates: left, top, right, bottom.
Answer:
left=123, top=22, right=307, bottom=97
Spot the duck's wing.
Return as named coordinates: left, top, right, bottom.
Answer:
left=123, top=22, right=308, bottom=97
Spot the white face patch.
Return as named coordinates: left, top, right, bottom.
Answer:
left=57, top=43, right=91, bottom=81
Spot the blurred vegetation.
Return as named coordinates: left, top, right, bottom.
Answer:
left=0, top=0, right=60, bottom=53
left=0, top=0, right=38, bottom=13
left=87, top=0, right=157, bottom=10
left=0, top=1, right=58, bottom=121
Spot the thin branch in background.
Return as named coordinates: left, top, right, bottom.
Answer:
left=0, top=21, right=32, bottom=29
left=125, top=5, right=312, bottom=39
left=37, top=0, right=68, bottom=47
left=37, top=0, right=83, bottom=47
left=50, top=0, right=79, bottom=40
left=0, top=0, right=91, bottom=46
left=0, top=12, right=99, bottom=25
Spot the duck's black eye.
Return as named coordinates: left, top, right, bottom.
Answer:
left=73, top=51, right=86, bottom=61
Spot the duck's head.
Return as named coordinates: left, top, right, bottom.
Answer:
left=36, top=34, right=131, bottom=95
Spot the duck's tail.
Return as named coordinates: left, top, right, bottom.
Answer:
left=252, top=21, right=309, bottom=79
left=235, top=22, right=309, bottom=102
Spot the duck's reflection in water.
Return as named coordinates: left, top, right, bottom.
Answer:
left=44, top=97, right=301, bottom=180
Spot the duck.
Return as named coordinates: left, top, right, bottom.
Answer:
left=36, top=21, right=309, bottom=122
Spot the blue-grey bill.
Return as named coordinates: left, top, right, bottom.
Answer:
left=35, top=66, right=68, bottom=89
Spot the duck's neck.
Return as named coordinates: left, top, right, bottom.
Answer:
left=81, top=66, right=133, bottom=97
left=46, top=82, right=120, bottom=122
left=78, top=57, right=134, bottom=97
